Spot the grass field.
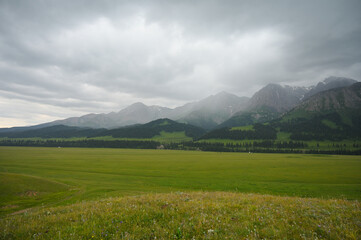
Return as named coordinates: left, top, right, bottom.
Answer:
left=0, top=146, right=360, bottom=216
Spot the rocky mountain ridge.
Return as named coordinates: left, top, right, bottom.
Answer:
left=293, top=82, right=361, bottom=112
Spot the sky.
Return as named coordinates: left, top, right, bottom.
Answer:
left=0, top=0, right=361, bottom=127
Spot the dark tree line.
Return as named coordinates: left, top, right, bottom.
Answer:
left=163, top=140, right=360, bottom=155
left=0, top=139, right=159, bottom=149
left=0, top=138, right=360, bottom=155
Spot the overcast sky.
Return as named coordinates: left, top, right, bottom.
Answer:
left=1, top=0, right=360, bottom=127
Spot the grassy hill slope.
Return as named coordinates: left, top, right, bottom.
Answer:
left=98, top=118, right=206, bottom=139
left=215, top=106, right=281, bottom=129
left=2, top=192, right=360, bottom=239
left=0, top=119, right=206, bottom=142
left=0, top=173, right=72, bottom=216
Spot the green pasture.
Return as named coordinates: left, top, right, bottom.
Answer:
left=152, top=131, right=192, bottom=142
left=90, top=131, right=191, bottom=143
left=230, top=125, right=254, bottom=131
left=0, top=146, right=360, bottom=216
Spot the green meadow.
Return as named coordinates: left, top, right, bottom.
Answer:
left=0, top=146, right=360, bottom=239
left=1, top=146, right=361, bottom=215
left=91, top=131, right=192, bottom=143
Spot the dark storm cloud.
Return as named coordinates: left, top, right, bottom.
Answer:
left=0, top=0, right=360, bottom=127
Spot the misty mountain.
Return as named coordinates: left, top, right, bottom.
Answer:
left=303, top=76, right=357, bottom=100
left=247, top=84, right=308, bottom=112
left=171, top=92, right=249, bottom=129
left=216, top=84, right=308, bottom=128
left=2, top=76, right=358, bottom=132
left=35, top=92, right=248, bottom=130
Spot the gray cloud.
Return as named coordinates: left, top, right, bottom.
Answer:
left=0, top=0, right=360, bottom=127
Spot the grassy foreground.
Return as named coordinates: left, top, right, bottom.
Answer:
left=1, top=192, right=360, bottom=239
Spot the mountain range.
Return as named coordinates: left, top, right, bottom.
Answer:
left=34, top=91, right=249, bottom=130
left=0, top=76, right=359, bottom=136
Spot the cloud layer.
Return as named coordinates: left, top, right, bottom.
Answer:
left=1, top=0, right=360, bottom=127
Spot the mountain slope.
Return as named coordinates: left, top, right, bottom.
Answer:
left=215, top=106, right=281, bottom=129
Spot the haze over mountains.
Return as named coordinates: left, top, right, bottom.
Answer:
left=303, top=77, right=358, bottom=100
left=0, top=76, right=359, bottom=132
left=201, top=80, right=361, bottom=142
left=40, top=91, right=249, bottom=130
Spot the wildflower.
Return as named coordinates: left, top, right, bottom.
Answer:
left=208, top=229, right=214, bottom=234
